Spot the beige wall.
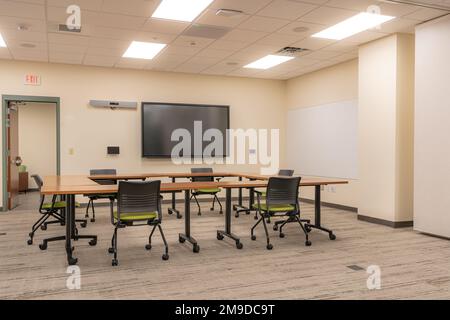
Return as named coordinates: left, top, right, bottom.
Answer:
left=358, top=34, right=415, bottom=223
left=0, top=60, right=286, bottom=207
left=286, top=59, right=359, bottom=207
left=414, top=15, right=450, bottom=237
left=18, top=102, right=57, bottom=189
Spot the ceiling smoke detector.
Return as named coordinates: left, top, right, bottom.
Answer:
left=216, top=9, right=245, bottom=18
left=277, top=47, right=309, bottom=56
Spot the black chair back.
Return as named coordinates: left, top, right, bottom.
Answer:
left=191, top=168, right=214, bottom=182
left=278, top=169, right=294, bottom=177
left=266, top=177, right=301, bottom=207
left=117, top=180, right=161, bottom=217
left=31, top=174, right=43, bottom=190
left=90, top=169, right=117, bottom=185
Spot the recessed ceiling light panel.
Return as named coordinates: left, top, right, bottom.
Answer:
left=123, top=41, right=167, bottom=60
left=0, top=34, right=6, bottom=47
left=312, top=12, right=395, bottom=40
left=244, top=55, right=294, bottom=70
left=152, top=0, right=214, bottom=22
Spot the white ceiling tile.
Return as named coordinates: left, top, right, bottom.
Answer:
left=133, top=31, right=177, bottom=43
left=256, top=0, right=317, bottom=20
left=201, top=61, right=240, bottom=75
left=378, top=2, right=421, bottom=17
left=10, top=47, right=48, bottom=61
left=101, top=0, right=159, bottom=17
left=48, top=33, right=90, bottom=46
left=226, top=43, right=280, bottom=61
left=196, top=9, right=250, bottom=28
left=143, top=19, right=190, bottom=34
left=0, top=16, right=46, bottom=32
left=344, top=30, right=388, bottom=44
left=171, top=36, right=215, bottom=48
left=84, top=54, right=118, bottom=67
left=227, top=68, right=262, bottom=77
left=276, top=20, right=326, bottom=37
left=95, top=12, right=146, bottom=29
left=0, top=29, right=47, bottom=42
left=321, top=41, right=359, bottom=53
left=292, top=37, right=336, bottom=50
left=196, top=48, right=235, bottom=59
left=209, top=0, right=273, bottom=15
left=239, top=16, right=290, bottom=32
left=88, top=37, right=130, bottom=50
left=174, top=62, right=210, bottom=74
left=115, top=57, right=148, bottom=69
left=221, top=29, right=269, bottom=42
left=49, top=51, right=84, bottom=64
left=0, top=47, right=12, bottom=59
left=46, top=6, right=99, bottom=25
left=325, top=0, right=376, bottom=11
left=49, top=43, right=87, bottom=54
left=256, top=33, right=302, bottom=47
left=0, top=0, right=45, bottom=20
left=90, top=26, right=136, bottom=40
left=208, top=40, right=249, bottom=51
left=403, top=8, right=448, bottom=21
left=164, top=45, right=202, bottom=56
left=6, top=38, right=46, bottom=50
left=299, top=6, right=357, bottom=25
left=153, top=53, right=192, bottom=65
left=46, top=0, right=103, bottom=11
left=302, top=49, right=343, bottom=60
left=377, top=18, right=420, bottom=34
left=186, top=55, right=223, bottom=65
left=86, top=46, right=124, bottom=57
left=299, top=0, right=330, bottom=4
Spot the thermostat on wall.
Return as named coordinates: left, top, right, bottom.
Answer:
left=107, top=146, right=120, bottom=155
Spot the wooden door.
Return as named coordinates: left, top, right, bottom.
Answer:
left=7, top=103, right=21, bottom=210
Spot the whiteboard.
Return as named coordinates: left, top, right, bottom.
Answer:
left=286, top=100, right=358, bottom=179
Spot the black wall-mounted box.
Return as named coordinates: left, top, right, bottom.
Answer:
left=107, top=146, right=120, bottom=155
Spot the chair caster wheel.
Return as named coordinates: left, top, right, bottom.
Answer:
left=279, top=233, right=285, bottom=238
left=177, top=214, right=183, bottom=219
left=235, top=214, right=240, bottom=218
left=27, top=239, right=33, bottom=245
left=329, top=233, right=336, bottom=240
left=90, top=218, right=95, bottom=223
left=254, top=216, right=258, bottom=220
left=68, top=257, right=78, bottom=265
left=39, top=243, right=47, bottom=250
left=197, top=212, right=202, bottom=216
left=305, top=226, right=312, bottom=233
left=41, top=225, right=47, bottom=231
left=179, top=236, right=186, bottom=243
left=305, top=240, right=312, bottom=246
left=108, top=248, right=114, bottom=254
left=193, top=244, right=200, bottom=253
left=236, top=242, right=243, bottom=249
left=217, top=233, right=224, bottom=241
left=112, top=259, right=118, bottom=266
left=89, top=239, right=97, bottom=246
left=273, top=225, right=278, bottom=231
left=251, top=235, right=256, bottom=241
left=219, top=211, right=223, bottom=215
left=85, top=214, right=89, bottom=219
left=210, top=207, right=214, bottom=211
left=266, top=244, right=273, bottom=250
left=145, top=244, right=152, bottom=250
left=60, top=222, right=65, bottom=226
left=162, top=254, right=169, bottom=261
left=80, top=222, right=87, bottom=228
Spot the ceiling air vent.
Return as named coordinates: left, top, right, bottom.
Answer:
left=277, top=47, right=310, bottom=56
left=183, top=24, right=231, bottom=39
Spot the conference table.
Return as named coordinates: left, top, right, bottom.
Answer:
left=41, top=173, right=348, bottom=265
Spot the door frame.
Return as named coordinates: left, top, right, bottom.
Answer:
left=2, top=95, right=61, bottom=212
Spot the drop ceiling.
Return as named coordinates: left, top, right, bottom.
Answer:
left=0, top=0, right=448, bottom=80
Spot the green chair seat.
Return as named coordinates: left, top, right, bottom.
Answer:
left=42, top=201, right=80, bottom=210
left=252, top=203, right=295, bottom=212
left=114, top=211, right=158, bottom=222
left=195, top=188, right=221, bottom=194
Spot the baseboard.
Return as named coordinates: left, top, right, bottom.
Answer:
left=357, top=214, right=413, bottom=228
left=300, top=198, right=358, bottom=213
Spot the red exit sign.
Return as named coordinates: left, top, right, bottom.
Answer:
left=24, top=74, right=41, bottom=86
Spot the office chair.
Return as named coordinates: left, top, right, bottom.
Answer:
left=85, top=169, right=117, bottom=222
left=251, top=176, right=311, bottom=250
left=27, top=175, right=87, bottom=249
left=190, top=168, right=223, bottom=216
left=108, top=180, right=168, bottom=266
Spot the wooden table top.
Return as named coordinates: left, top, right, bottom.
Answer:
left=88, top=172, right=239, bottom=180
left=42, top=174, right=348, bottom=195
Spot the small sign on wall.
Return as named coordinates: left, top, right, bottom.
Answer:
left=24, top=74, right=41, bottom=86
